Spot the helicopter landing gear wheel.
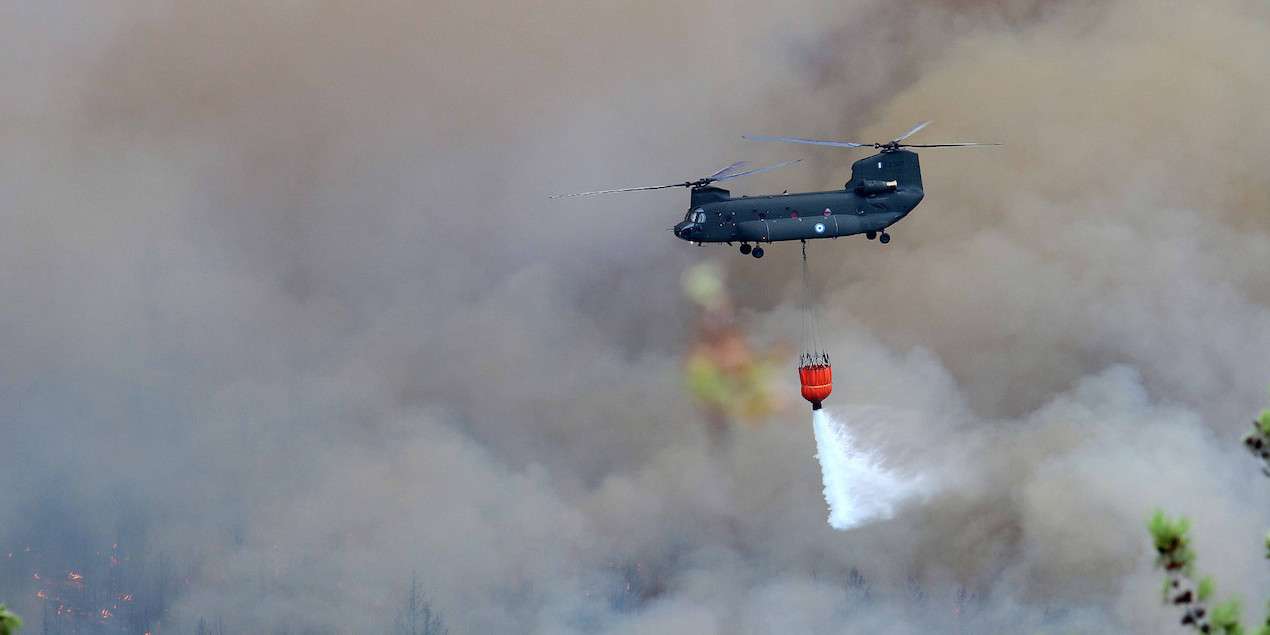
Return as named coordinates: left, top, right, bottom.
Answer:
left=739, top=243, right=752, bottom=255
left=751, top=246, right=765, bottom=259
left=866, top=231, right=877, bottom=240
left=879, top=232, right=891, bottom=244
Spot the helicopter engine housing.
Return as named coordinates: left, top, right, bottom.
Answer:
left=854, top=179, right=898, bottom=196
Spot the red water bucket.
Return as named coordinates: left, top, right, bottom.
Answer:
left=798, top=363, right=832, bottom=410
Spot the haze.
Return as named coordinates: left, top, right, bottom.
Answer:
left=2, top=1, right=1269, bottom=632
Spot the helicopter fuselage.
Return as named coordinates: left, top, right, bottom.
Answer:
left=673, top=149, right=924, bottom=245
left=672, top=187, right=923, bottom=243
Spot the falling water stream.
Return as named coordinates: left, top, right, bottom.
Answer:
left=811, top=409, right=919, bottom=530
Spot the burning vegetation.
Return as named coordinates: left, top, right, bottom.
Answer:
left=680, top=262, right=789, bottom=437
left=3, top=541, right=180, bottom=634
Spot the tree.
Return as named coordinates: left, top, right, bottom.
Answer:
left=392, top=574, right=448, bottom=635
left=197, top=616, right=227, bottom=635
left=1149, top=403, right=1270, bottom=634
left=0, top=604, right=22, bottom=635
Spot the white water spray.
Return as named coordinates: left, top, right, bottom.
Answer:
left=811, top=409, right=919, bottom=530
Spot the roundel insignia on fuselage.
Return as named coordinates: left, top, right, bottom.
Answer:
left=814, top=223, right=826, bottom=234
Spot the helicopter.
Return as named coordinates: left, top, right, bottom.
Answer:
left=551, top=122, right=998, bottom=258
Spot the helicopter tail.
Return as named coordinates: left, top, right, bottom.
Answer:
left=848, top=150, right=922, bottom=192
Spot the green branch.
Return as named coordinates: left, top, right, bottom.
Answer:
left=1147, top=392, right=1270, bottom=634
left=1150, top=510, right=1232, bottom=631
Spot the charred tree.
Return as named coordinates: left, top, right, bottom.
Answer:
left=392, top=574, right=447, bottom=635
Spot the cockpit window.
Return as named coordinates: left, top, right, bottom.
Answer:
left=691, top=209, right=706, bottom=224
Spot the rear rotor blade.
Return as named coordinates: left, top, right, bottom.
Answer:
left=900, top=142, right=1001, bottom=148
left=708, top=161, right=751, bottom=179
left=549, top=182, right=689, bottom=198
left=742, top=134, right=868, bottom=149
left=892, top=120, right=932, bottom=142
left=713, top=159, right=802, bottom=181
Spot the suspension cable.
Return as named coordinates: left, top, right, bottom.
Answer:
left=800, top=240, right=824, bottom=366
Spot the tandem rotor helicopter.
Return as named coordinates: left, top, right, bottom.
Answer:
left=551, top=122, right=998, bottom=258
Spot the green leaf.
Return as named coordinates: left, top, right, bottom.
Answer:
left=1149, top=510, right=1191, bottom=550
left=1209, top=598, right=1244, bottom=634
left=1178, top=546, right=1197, bottom=576
left=1258, top=409, right=1270, bottom=435
left=0, top=604, right=22, bottom=635
left=1199, top=577, right=1216, bottom=602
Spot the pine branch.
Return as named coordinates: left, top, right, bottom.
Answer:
left=1150, top=511, right=1244, bottom=633
left=1150, top=510, right=1204, bottom=627
left=1169, top=397, right=1270, bottom=634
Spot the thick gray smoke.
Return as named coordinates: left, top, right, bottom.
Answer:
left=3, top=0, right=1269, bottom=632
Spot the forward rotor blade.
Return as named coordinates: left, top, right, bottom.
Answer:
left=742, top=134, right=868, bottom=149
left=713, top=158, right=802, bottom=181
left=550, top=158, right=802, bottom=199
left=900, top=142, right=1001, bottom=148
left=892, top=120, right=932, bottom=142
left=549, top=182, right=688, bottom=198
left=708, top=161, right=751, bottom=179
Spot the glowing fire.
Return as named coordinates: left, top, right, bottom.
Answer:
left=24, top=545, right=145, bottom=630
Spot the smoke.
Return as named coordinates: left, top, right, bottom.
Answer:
left=2, top=0, right=1270, bottom=633
left=811, top=409, right=923, bottom=530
